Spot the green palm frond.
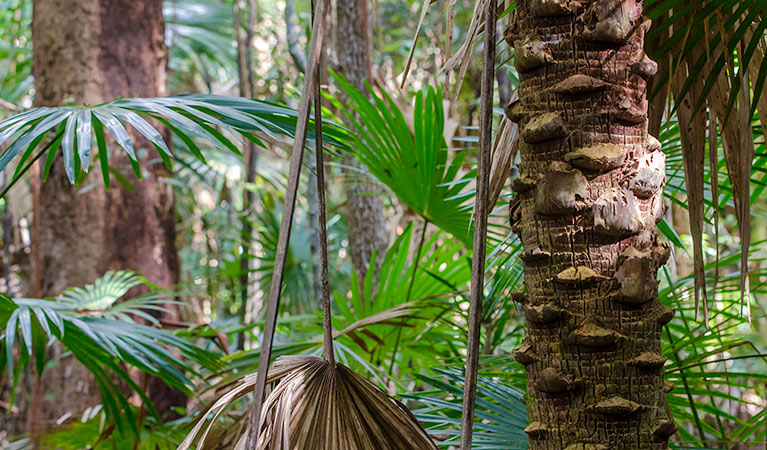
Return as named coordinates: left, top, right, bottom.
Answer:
left=331, top=224, right=471, bottom=378
left=0, top=0, right=32, bottom=112
left=406, top=359, right=529, bottom=449
left=0, top=271, right=220, bottom=434
left=659, top=249, right=767, bottom=448
left=59, top=270, right=143, bottom=311
left=481, top=246, right=524, bottom=349
left=215, top=223, right=472, bottom=385
left=164, top=0, right=238, bottom=81
left=0, top=94, right=348, bottom=197
left=249, top=190, right=322, bottom=314
left=328, top=74, right=508, bottom=247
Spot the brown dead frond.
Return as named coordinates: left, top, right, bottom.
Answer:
left=179, top=356, right=438, bottom=450
left=488, top=114, right=519, bottom=210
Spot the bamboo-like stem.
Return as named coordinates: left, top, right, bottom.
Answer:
left=244, top=0, right=328, bottom=446
left=459, top=0, right=496, bottom=448
left=312, top=0, right=334, bottom=367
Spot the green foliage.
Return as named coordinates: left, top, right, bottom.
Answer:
left=0, top=0, right=765, bottom=446
left=330, top=74, right=508, bottom=247
left=5, top=413, right=190, bottom=450
left=661, top=115, right=767, bottom=219
left=0, top=0, right=32, bottom=113
left=0, top=94, right=347, bottom=197
left=660, top=255, right=767, bottom=448
left=331, top=224, right=471, bottom=379
left=406, top=357, right=528, bottom=449
left=164, top=0, right=239, bottom=88
left=0, top=271, right=220, bottom=434
left=645, top=0, right=767, bottom=119
left=249, top=188, right=348, bottom=314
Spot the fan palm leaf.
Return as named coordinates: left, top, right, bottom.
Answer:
left=164, top=0, right=239, bottom=81
left=180, top=355, right=438, bottom=450
left=328, top=75, right=509, bottom=247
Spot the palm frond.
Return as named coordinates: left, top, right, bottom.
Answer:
left=329, top=74, right=508, bottom=247
left=0, top=271, right=220, bottom=434
left=659, top=249, right=767, bottom=448
left=215, top=223, right=472, bottom=385
left=0, top=94, right=348, bottom=197
left=331, top=224, right=471, bottom=378
left=644, top=0, right=765, bottom=310
left=406, top=359, right=528, bottom=449
left=0, top=0, right=33, bottom=112
left=180, top=356, right=438, bottom=450
left=164, top=0, right=238, bottom=81
left=58, top=270, right=143, bottom=311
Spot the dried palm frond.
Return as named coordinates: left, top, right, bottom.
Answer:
left=179, top=356, right=438, bottom=450
left=488, top=114, right=519, bottom=211
left=438, top=0, right=490, bottom=100
left=672, top=42, right=708, bottom=320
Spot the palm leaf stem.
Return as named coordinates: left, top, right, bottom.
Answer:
left=460, top=1, right=496, bottom=448
left=243, top=0, right=329, bottom=446
left=311, top=0, right=334, bottom=366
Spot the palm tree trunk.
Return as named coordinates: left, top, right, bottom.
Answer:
left=336, top=0, right=389, bottom=286
left=506, top=0, right=676, bottom=447
left=31, top=0, right=182, bottom=430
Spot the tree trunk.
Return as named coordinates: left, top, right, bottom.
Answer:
left=31, top=0, right=181, bottom=429
left=335, top=0, right=388, bottom=285
left=506, top=0, right=676, bottom=447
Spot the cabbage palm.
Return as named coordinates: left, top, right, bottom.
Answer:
left=505, top=1, right=670, bottom=447
left=499, top=0, right=764, bottom=447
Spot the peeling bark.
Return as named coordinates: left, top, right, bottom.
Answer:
left=507, top=0, right=672, bottom=446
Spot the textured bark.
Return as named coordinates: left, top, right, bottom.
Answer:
left=335, top=0, right=388, bottom=284
left=31, top=0, right=181, bottom=427
left=506, top=0, right=675, bottom=448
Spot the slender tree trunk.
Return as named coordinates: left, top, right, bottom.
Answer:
left=31, top=0, right=182, bottom=429
left=506, top=0, right=676, bottom=447
left=335, top=0, right=388, bottom=285
left=234, top=0, right=260, bottom=348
